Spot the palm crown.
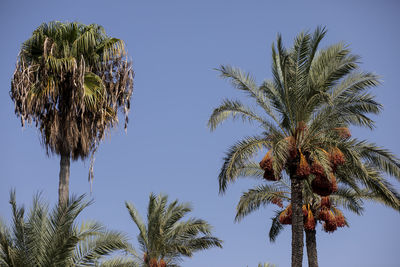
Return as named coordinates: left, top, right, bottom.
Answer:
left=0, top=192, right=129, bottom=267
left=11, top=21, right=134, bottom=160
left=124, top=193, right=222, bottom=267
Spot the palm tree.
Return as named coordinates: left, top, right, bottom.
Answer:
left=122, top=193, right=223, bottom=267
left=0, top=191, right=129, bottom=267
left=10, top=21, right=134, bottom=206
left=208, top=27, right=400, bottom=267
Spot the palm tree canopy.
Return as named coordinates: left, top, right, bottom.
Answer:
left=125, top=193, right=222, bottom=267
left=0, top=191, right=129, bottom=267
left=208, top=26, right=400, bottom=202
left=10, top=21, right=134, bottom=161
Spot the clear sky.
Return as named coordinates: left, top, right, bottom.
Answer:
left=1, top=0, right=399, bottom=266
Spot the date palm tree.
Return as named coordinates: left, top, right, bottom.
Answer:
left=10, top=21, right=134, bottom=206
left=208, top=27, right=400, bottom=267
left=0, top=191, right=129, bottom=267
left=122, top=193, right=223, bottom=267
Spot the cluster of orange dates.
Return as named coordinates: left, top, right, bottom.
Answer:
left=260, top=126, right=350, bottom=232
left=259, top=127, right=350, bottom=197
left=278, top=196, right=346, bottom=232
left=144, top=253, right=167, bottom=267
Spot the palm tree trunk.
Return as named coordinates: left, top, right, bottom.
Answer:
left=305, top=229, right=318, bottom=267
left=58, top=153, right=70, bottom=206
left=291, top=177, right=304, bottom=267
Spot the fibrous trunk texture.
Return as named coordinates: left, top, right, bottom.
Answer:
left=291, top=177, right=304, bottom=267
left=58, top=153, right=70, bottom=206
left=305, top=229, right=318, bottom=267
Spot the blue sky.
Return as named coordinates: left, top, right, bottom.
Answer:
left=1, top=0, right=399, bottom=266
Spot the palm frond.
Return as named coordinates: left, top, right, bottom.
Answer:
left=208, top=99, right=268, bottom=131
left=218, top=136, right=269, bottom=193
left=236, top=185, right=289, bottom=221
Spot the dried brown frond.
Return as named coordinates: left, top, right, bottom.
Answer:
left=159, top=259, right=166, bottom=267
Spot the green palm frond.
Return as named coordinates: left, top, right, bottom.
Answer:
left=218, top=136, right=269, bottom=193
left=98, top=257, right=140, bottom=267
left=208, top=99, right=268, bottom=131
left=236, top=184, right=289, bottom=221
left=269, top=211, right=284, bottom=243
left=330, top=187, right=364, bottom=215
left=125, top=202, right=148, bottom=252
left=216, top=65, right=281, bottom=126
left=0, top=191, right=129, bottom=267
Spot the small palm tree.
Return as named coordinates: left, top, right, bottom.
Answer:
left=208, top=27, right=400, bottom=267
left=123, top=193, right=223, bottom=267
left=0, top=191, right=129, bottom=266
left=10, top=21, right=134, bottom=206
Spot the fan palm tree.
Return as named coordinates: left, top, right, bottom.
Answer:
left=234, top=165, right=399, bottom=267
left=0, top=191, right=129, bottom=267
left=10, top=21, right=134, bottom=206
left=122, top=193, right=223, bottom=267
left=208, top=27, right=400, bottom=267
